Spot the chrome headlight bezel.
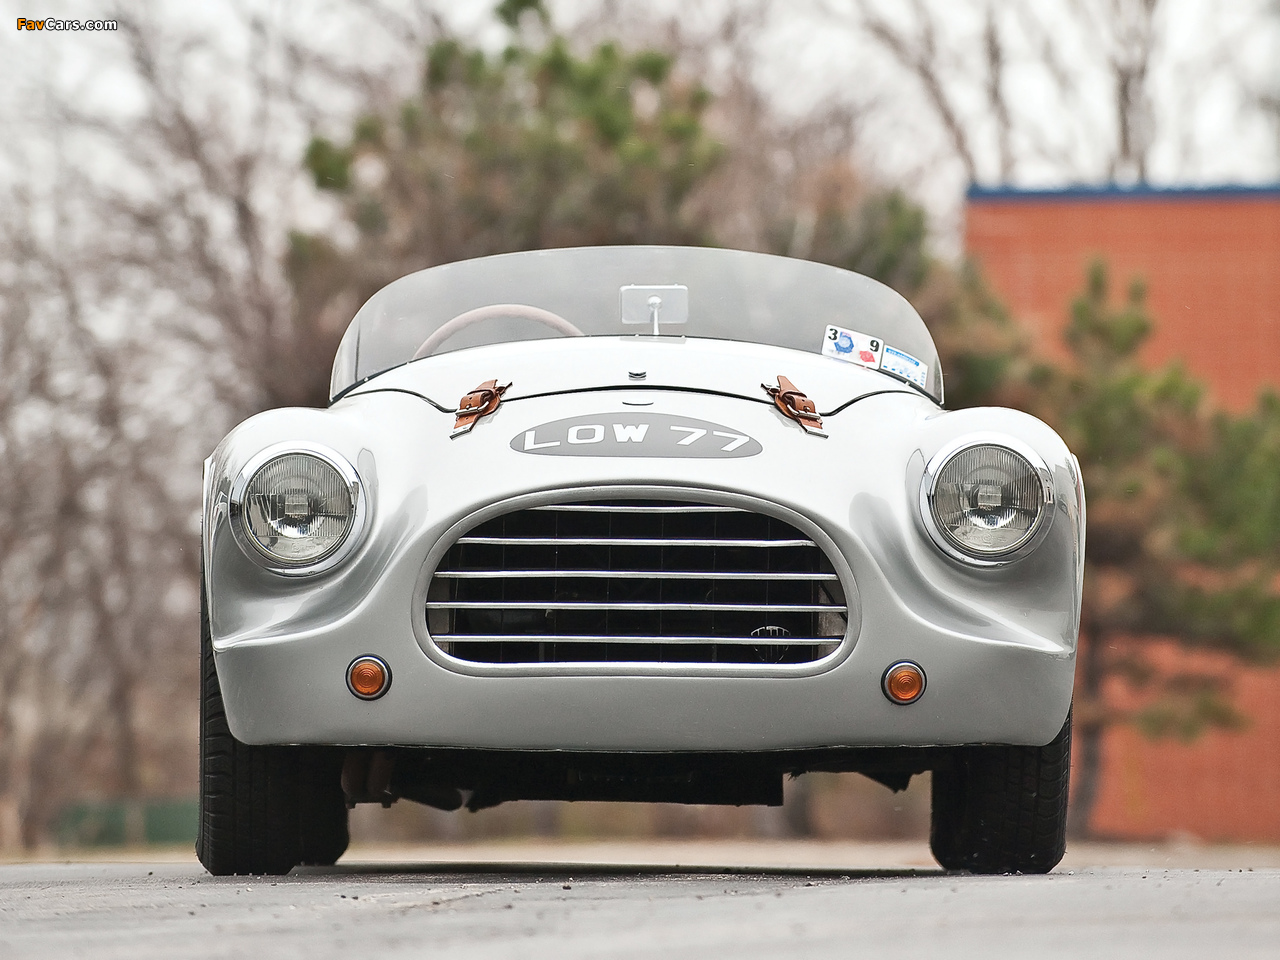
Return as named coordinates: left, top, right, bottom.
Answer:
left=228, top=442, right=368, bottom=577
left=919, top=435, right=1055, bottom=566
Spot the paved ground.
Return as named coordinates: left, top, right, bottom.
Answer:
left=2, top=843, right=1278, bottom=959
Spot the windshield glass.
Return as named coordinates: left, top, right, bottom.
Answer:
left=330, top=245, right=941, bottom=402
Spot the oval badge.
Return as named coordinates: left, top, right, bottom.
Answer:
left=512, top=413, right=761, bottom=458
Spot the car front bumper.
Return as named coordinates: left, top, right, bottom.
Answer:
left=206, top=387, right=1081, bottom=752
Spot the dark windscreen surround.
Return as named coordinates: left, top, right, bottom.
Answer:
left=329, top=245, right=942, bottom=402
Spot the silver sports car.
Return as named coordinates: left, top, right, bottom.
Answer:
left=198, top=246, right=1083, bottom=876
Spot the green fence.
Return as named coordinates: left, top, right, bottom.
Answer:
left=55, top=798, right=198, bottom=847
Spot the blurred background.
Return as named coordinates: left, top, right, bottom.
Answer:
left=0, top=0, right=1277, bottom=853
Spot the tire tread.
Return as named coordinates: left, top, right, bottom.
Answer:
left=930, top=710, right=1072, bottom=874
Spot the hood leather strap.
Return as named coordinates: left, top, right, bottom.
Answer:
left=762, top=376, right=827, bottom=437
left=452, top=379, right=511, bottom=437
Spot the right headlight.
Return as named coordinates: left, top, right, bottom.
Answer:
left=229, top=444, right=367, bottom=575
left=922, top=439, right=1053, bottom=563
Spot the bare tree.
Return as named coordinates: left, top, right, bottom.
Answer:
left=565, top=0, right=878, bottom=257
left=853, top=0, right=979, bottom=183
left=1068, top=0, right=1161, bottom=182
left=982, top=3, right=1014, bottom=183
left=825, top=0, right=1278, bottom=188
left=0, top=0, right=446, bottom=849
left=0, top=180, right=201, bottom=845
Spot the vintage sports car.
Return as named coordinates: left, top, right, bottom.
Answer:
left=198, top=246, right=1083, bottom=876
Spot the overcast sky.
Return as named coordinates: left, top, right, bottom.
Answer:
left=2, top=0, right=1277, bottom=249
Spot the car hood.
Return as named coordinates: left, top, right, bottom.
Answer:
left=340, top=336, right=930, bottom=415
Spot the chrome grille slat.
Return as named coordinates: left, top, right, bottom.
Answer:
left=456, top=536, right=816, bottom=548
left=429, top=601, right=846, bottom=612
left=427, top=498, right=848, bottom=667
left=530, top=504, right=746, bottom=514
left=433, top=634, right=837, bottom=646
left=434, top=570, right=840, bottom=581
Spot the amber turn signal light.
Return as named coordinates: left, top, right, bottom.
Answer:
left=882, top=661, right=926, bottom=705
left=347, top=656, right=391, bottom=700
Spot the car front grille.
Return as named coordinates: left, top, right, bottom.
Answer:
left=426, top=498, right=849, bottom=666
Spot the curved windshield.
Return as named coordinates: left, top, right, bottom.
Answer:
left=330, top=245, right=941, bottom=402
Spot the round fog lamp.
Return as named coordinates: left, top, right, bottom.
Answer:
left=347, top=656, right=391, bottom=700
left=883, top=661, right=926, bottom=705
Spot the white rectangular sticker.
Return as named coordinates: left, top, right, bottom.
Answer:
left=880, top=344, right=928, bottom=389
left=822, top=325, right=884, bottom=369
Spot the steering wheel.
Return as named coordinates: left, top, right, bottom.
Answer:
left=412, top=303, right=585, bottom=360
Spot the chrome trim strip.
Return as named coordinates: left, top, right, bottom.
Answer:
left=434, top=634, right=836, bottom=645
left=528, top=504, right=746, bottom=514
left=456, top=536, right=816, bottom=548
left=433, top=569, right=840, bottom=581
left=428, top=601, right=847, bottom=612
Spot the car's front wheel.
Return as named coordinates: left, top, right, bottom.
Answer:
left=196, top=583, right=349, bottom=876
left=930, top=710, right=1071, bottom=874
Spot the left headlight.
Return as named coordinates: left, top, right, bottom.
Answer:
left=230, top=445, right=366, bottom=574
left=921, top=438, right=1054, bottom=564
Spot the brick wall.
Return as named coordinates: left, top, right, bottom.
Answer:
left=1089, top=643, right=1280, bottom=842
left=966, top=186, right=1280, bottom=411
left=966, top=185, right=1280, bottom=841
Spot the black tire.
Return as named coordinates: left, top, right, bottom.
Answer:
left=930, top=709, right=1071, bottom=874
left=196, top=580, right=349, bottom=875
left=297, top=751, right=350, bottom=867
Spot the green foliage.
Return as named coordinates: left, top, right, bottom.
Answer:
left=352, top=114, right=385, bottom=148
left=495, top=0, right=548, bottom=29
left=1150, top=580, right=1280, bottom=662
left=1050, top=264, right=1199, bottom=466
left=410, top=25, right=717, bottom=246
left=923, top=261, right=1022, bottom=411
left=1182, top=391, right=1280, bottom=560
left=1132, top=683, right=1247, bottom=742
left=290, top=7, right=721, bottom=345
left=798, top=188, right=930, bottom=295
left=841, top=190, right=930, bottom=291
left=303, top=137, right=351, bottom=190
left=1064, top=263, right=1151, bottom=361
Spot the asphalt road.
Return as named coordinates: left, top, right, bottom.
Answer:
left=2, top=857, right=1278, bottom=959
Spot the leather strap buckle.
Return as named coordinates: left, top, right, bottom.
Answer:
left=452, top=379, right=511, bottom=437
left=762, top=376, right=827, bottom=437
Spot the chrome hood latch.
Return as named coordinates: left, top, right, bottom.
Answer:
left=763, top=376, right=827, bottom=437
left=452, top=379, right=511, bottom=438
